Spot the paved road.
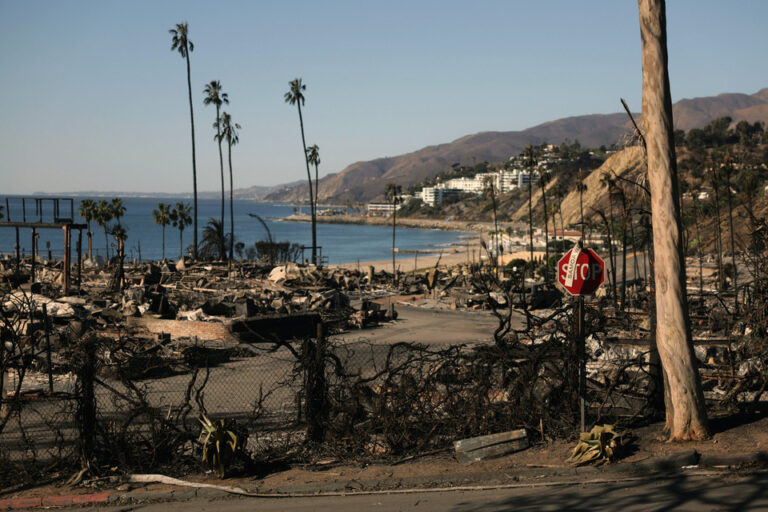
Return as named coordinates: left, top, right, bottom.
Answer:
left=334, top=305, right=506, bottom=346
left=94, top=471, right=768, bottom=511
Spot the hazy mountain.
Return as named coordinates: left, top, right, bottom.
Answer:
left=262, top=88, right=768, bottom=204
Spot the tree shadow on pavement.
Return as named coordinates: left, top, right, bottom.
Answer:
left=450, top=471, right=768, bottom=512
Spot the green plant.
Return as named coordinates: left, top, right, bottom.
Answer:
left=566, top=424, right=627, bottom=466
left=199, top=414, right=247, bottom=478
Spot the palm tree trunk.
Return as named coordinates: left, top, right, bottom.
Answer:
left=161, top=225, right=166, bottom=261
left=86, top=221, right=92, bottom=260
left=711, top=168, right=724, bottom=290
left=179, top=229, right=183, bottom=260
left=297, top=103, right=317, bottom=265
left=104, top=227, right=109, bottom=260
left=725, top=173, right=738, bottom=309
left=228, top=141, right=235, bottom=266
left=216, top=105, right=226, bottom=260
left=639, top=0, right=708, bottom=440
left=185, top=50, right=198, bottom=261
left=528, top=180, right=534, bottom=273
left=541, top=185, right=549, bottom=282
left=392, top=205, right=397, bottom=285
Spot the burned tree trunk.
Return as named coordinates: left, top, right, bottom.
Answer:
left=638, top=0, right=708, bottom=440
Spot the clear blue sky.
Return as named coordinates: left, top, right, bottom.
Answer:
left=1, top=0, right=766, bottom=195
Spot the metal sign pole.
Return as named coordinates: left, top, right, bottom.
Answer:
left=577, top=294, right=586, bottom=433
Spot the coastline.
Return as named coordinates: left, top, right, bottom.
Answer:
left=281, top=213, right=491, bottom=234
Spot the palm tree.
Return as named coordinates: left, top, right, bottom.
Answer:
left=483, top=176, right=500, bottom=270
left=217, top=112, right=241, bottom=265
left=306, top=144, right=321, bottom=209
left=169, top=22, right=199, bottom=260
left=284, top=78, right=317, bottom=265
left=110, top=198, right=125, bottom=226
left=708, top=157, right=725, bottom=290
left=721, top=151, right=738, bottom=308
left=523, top=146, right=536, bottom=271
left=152, top=202, right=172, bottom=260
left=199, top=217, right=227, bottom=260
left=95, top=200, right=113, bottom=260
left=539, top=170, right=551, bottom=281
left=386, top=182, right=402, bottom=285
left=78, top=199, right=96, bottom=260
left=576, top=169, right=588, bottom=238
left=170, top=201, right=192, bottom=260
left=203, top=80, right=229, bottom=259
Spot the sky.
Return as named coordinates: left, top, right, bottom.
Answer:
left=1, top=0, right=767, bottom=195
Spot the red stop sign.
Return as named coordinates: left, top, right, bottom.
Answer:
left=557, top=247, right=605, bottom=296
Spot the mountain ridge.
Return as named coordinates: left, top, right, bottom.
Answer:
left=263, top=88, right=768, bottom=204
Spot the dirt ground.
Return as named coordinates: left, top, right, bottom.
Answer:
left=6, top=410, right=766, bottom=500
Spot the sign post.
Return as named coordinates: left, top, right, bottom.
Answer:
left=557, top=242, right=605, bottom=433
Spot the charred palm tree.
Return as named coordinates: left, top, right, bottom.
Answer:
left=218, top=112, right=241, bottom=266
left=152, top=202, right=172, bottom=261
left=203, top=80, right=229, bottom=258
left=539, top=170, right=551, bottom=281
left=524, top=146, right=536, bottom=273
left=284, top=78, right=317, bottom=265
left=306, top=143, right=321, bottom=217
left=386, top=182, right=402, bottom=285
left=708, top=157, right=725, bottom=290
left=721, top=151, right=738, bottom=309
left=169, top=22, right=198, bottom=259
left=95, top=200, right=113, bottom=260
left=78, top=199, right=96, bottom=260
left=170, top=202, right=192, bottom=260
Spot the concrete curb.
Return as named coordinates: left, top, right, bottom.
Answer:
left=0, top=493, right=110, bottom=510
left=3, top=451, right=767, bottom=509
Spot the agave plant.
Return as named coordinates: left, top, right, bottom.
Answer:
left=199, top=414, right=247, bottom=478
left=566, top=424, right=628, bottom=466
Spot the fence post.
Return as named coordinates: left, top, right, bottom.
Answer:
left=75, top=336, right=97, bottom=470
left=303, top=322, right=327, bottom=444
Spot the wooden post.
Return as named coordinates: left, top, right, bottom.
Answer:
left=42, top=303, right=54, bottom=395
left=63, top=225, right=71, bottom=294
left=14, top=227, right=20, bottom=273
left=77, top=229, right=83, bottom=288
left=31, top=228, right=36, bottom=284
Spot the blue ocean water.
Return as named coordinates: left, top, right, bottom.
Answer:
left=0, top=197, right=468, bottom=264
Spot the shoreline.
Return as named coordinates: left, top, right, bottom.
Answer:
left=281, top=213, right=491, bottom=234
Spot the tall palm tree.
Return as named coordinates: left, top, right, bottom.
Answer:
left=386, top=182, right=402, bottom=285
left=539, top=170, right=551, bottom=281
left=576, top=169, right=588, bottom=238
left=708, top=157, right=725, bottom=290
left=169, top=22, right=199, bottom=260
left=152, top=202, right=172, bottom=260
left=78, top=199, right=95, bottom=260
left=306, top=144, right=321, bottom=209
left=218, top=112, right=241, bottom=265
left=95, top=200, right=113, bottom=260
left=284, top=78, right=317, bottom=265
left=523, top=146, right=536, bottom=271
left=170, top=201, right=192, bottom=260
left=721, top=151, right=738, bottom=308
left=110, top=198, right=125, bottom=226
left=203, top=80, right=229, bottom=259
left=483, top=176, right=500, bottom=270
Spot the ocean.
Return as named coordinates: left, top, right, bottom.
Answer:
left=0, top=197, right=469, bottom=264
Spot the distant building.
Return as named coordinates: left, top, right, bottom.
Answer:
left=366, top=202, right=402, bottom=215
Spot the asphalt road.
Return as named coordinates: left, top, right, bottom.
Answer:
left=94, top=471, right=768, bottom=511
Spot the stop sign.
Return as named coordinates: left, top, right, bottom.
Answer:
left=557, top=246, right=605, bottom=296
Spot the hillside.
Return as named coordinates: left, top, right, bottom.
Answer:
left=263, top=88, right=768, bottom=204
